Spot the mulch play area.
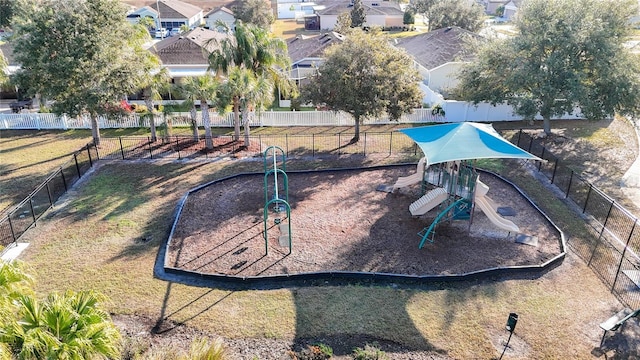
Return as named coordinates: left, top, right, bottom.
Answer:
left=167, top=165, right=563, bottom=277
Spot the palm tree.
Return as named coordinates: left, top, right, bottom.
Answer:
left=178, top=75, right=219, bottom=149
left=176, top=81, right=203, bottom=142
left=141, top=67, right=172, bottom=142
left=4, top=290, right=121, bottom=359
left=207, top=20, right=295, bottom=141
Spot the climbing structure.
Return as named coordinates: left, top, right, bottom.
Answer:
left=263, top=146, right=292, bottom=255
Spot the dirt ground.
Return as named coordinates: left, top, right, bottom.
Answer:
left=168, top=165, right=563, bottom=278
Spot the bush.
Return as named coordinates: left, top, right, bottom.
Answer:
left=131, top=104, right=149, bottom=113
left=290, top=343, right=333, bottom=359
left=352, top=343, right=389, bottom=360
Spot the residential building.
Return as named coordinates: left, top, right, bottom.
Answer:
left=127, top=0, right=204, bottom=30
left=394, top=26, right=482, bottom=96
left=315, top=1, right=405, bottom=31
left=205, top=6, right=236, bottom=31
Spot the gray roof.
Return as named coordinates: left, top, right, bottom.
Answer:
left=394, top=26, right=483, bottom=70
left=318, top=3, right=403, bottom=16
left=151, top=0, right=202, bottom=19
left=150, top=27, right=230, bottom=64
left=205, top=6, right=234, bottom=17
left=287, top=32, right=345, bottom=63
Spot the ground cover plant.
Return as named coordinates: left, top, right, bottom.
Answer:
left=3, top=117, right=639, bottom=358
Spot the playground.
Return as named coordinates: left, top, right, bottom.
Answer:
left=167, top=123, right=563, bottom=278
left=167, top=165, right=563, bottom=278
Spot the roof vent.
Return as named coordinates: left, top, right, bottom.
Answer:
left=444, top=27, right=452, bottom=32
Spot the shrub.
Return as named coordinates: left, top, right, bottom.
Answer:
left=291, top=343, right=333, bottom=359
left=352, top=343, right=389, bottom=360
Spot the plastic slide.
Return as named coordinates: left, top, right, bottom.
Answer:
left=393, top=158, right=426, bottom=190
left=474, top=180, right=520, bottom=233
left=410, top=187, right=449, bottom=216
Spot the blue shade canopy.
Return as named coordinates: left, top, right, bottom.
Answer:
left=399, top=122, right=541, bottom=166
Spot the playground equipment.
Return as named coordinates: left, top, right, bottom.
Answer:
left=263, top=146, right=291, bottom=255
left=395, top=123, right=541, bottom=248
left=394, top=158, right=519, bottom=248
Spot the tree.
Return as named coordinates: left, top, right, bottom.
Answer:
left=207, top=21, right=294, bottom=141
left=455, top=0, right=640, bottom=135
left=334, top=12, right=353, bottom=35
left=403, top=10, right=415, bottom=28
left=10, top=0, right=152, bottom=145
left=495, top=5, right=505, bottom=17
left=141, top=68, right=171, bottom=142
left=301, top=30, right=423, bottom=142
left=409, top=0, right=439, bottom=31
left=0, top=0, right=14, bottom=28
left=428, top=0, right=484, bottom=32
left=233, top=0, right=274, bottom=29
left=221, top=67, right=274, bottom=147
left=178, top=75, right=219, bottom=149
left=350, top=0, right=366, bottom=28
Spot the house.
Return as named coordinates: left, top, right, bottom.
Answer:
left=316, top=1, right=405, bottom=31
left=149, top=27, right=230, bottom=82
left=503, top=0, right=524, bottom=20
left=394, top=26, right=482, bottom=96
left=205, top=6, right=235, bottom=31
left=281, top=32, right=345, bottom=106
left=482, top=0, right=509, bottom=15
left=127, top=0, right=204, bottom=30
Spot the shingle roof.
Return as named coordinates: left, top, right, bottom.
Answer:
left=287, top=32, right=345, bottom=63
left=150, top=0, right=202, bottom=19
left=394, top=26, right=483, bottom=70
left=317, top=2, right=403, bottom=16
left=205, top=6, right=234, bottom=17
left=150, top=27, right=230, bottom=64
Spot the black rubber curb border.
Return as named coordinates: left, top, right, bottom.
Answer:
left=154, top=163, right=566, bottom=290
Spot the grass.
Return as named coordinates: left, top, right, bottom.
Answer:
left=3, top=118, right=638, bottom=358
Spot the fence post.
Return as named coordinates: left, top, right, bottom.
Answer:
left=7, top=215, right=17, bottom=243
left=29, top=199, right=36, bottom=225
left=538, top=147, right=545, bottom=171
left=60, top=170, right=68, bottom=191
left=389, top=131, right=393, bottom=155
left=364, top=132, right=367, bottom=156
left=528, top=135, right=533, bottom=152
left=337, top=133, right=341, bottom=156
left=286, top=134, right=289, bottom=156
left=611, top=219, right=637, bottom=292
left=86, top=145, right=93, bottom=168
left=74, top=154, right=81, bottom=178
left=45, top=183, right=53, bottom=207
left=583, top=184, right=593, bottom=214
left=259, top=134, right=262, bottom=154
left=176, top=137, right=181, bottom=160
left=550, top=158, right=558, bottom=184
left=312, top=134, right=315, bottom=158
left=119, top=137, right=125, bottom=160
left=147, top=136, right=153, bottom=159
left=566, top=170, right=574, bottom=199
left=517, top=130, right=522, bottom=147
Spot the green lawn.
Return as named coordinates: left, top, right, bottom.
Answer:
left=2, top=118, right=637, bottom=358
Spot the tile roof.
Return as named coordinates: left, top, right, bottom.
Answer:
left=150, top=0, right=202, bottom=19
left=150, top=27, right=231, bottom=64
left=287, top=32, right=345, bottom=63
left=394, top=26, right=483, bottom=69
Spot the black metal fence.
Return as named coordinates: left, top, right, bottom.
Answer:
left=516, top=130, right=640, bottom=309
left=2, top=131, right=639, bottom=309
left=93, top=133, right=420, bottom=160
left=0, top=144, right=98, bottom=248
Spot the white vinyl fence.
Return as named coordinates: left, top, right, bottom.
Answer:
left=0, top=102, right=583, bottom=130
